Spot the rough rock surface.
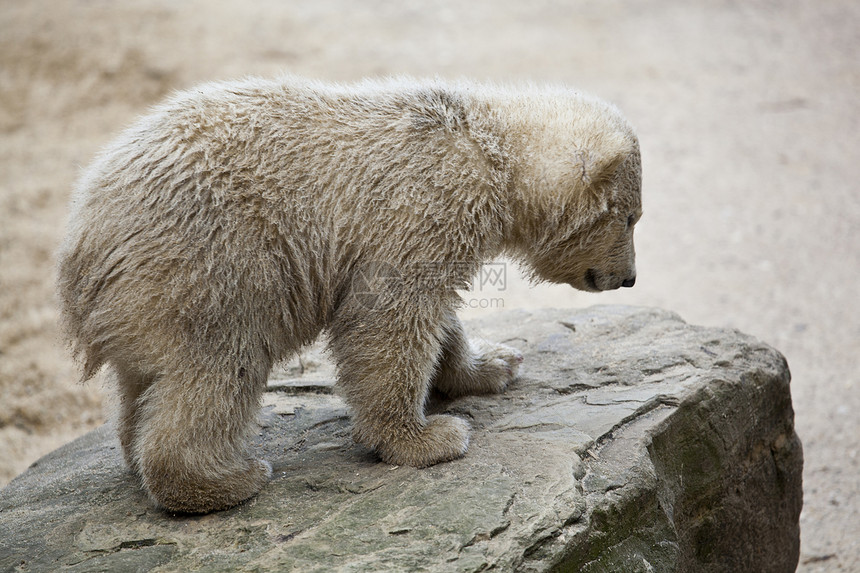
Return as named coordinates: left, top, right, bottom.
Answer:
left=0, top=306, right=802, bottom=572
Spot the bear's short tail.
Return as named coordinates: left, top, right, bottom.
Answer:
left=55, top=241, right=107, bottom=383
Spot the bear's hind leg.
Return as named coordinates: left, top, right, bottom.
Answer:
left=134, top=364, right=271, bottom=513
left=113, top=363, right=155, bottom=475
left=330, top=305, right=470, bottom=468
left=431, top=311, right=523, bottom=398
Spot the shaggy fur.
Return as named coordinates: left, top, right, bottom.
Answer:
left=56, top=76, right=641, bottom=513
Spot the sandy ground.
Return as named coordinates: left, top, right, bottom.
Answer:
left=0, top=0, right=856, bottom=569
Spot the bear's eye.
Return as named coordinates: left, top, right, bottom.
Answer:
left=627, top=214, right=636, bottom=229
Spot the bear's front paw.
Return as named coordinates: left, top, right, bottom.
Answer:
left=376, top=415, right=470, bottom=468
left=434, top=340, right=524, bottom=398
left=472, top=340, right=524, bottom=392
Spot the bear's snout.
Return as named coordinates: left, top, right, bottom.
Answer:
left=585, top=269, right=637, bottom=291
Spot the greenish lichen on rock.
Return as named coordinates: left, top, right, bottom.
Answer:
left=0, top=306, right=802, bottom=572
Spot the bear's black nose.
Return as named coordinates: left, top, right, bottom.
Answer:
left=622, top=277, right=636, bottom=288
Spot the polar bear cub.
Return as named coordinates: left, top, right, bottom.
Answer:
left=57, top=76, right=641, bottom=513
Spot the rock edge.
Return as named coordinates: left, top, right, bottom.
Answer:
left=0, top=306, right=802, bottom=572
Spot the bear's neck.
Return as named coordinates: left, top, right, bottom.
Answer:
left=468, top=96, right=561, bottom=256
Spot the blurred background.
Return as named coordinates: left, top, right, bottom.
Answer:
left=0, top=1, right=856, bottom=570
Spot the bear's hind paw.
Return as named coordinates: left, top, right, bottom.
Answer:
left=144, top=457, right=272, bottom=514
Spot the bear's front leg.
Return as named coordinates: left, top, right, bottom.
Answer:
left=432, top=310, right=523, bottom=398
left=329, top=301, right=470, bottom=467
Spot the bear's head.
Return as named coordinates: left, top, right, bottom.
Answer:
left=503, top=93, right=641, bottom=292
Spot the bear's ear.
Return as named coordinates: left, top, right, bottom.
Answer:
left=574, top=134, right=635, bottom=186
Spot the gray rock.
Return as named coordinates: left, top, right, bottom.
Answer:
left=0, top=306, right=802, bottom=572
